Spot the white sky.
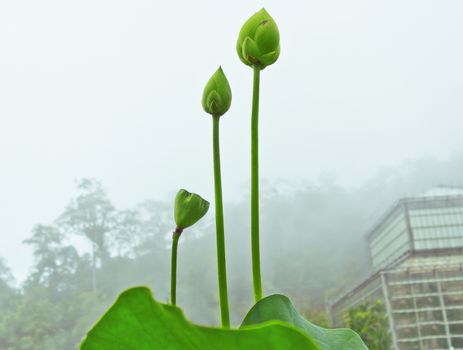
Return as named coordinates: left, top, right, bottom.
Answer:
left=1, top=0, right=462, bottom=281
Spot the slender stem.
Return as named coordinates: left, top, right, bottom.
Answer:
left=251, top=66, right=262, bottom=302
left=170, top=230, right=181, bottom=306
left=212, top=115, right=230, bottom=328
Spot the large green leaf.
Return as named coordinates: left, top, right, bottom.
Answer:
left=80, top=287, right=321, bottom=350
left=241, top=294, right=369, bottom=350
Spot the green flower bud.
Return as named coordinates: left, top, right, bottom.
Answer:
left=202, top=67, right=232, bottom=116
left=236, top=8, right=280, bottom=69
left=174, top=189, right=210, bottom=231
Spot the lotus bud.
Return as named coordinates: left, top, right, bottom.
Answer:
left=202, top=67, right=232, bottom=116
left=236, top=8, right=280, bottom=69
left=174, top=189, right=210, bottom=231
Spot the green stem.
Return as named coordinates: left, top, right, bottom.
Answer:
left=251, top=66, right=262, bottom=302
left=170, top=230, right=181, bottom=306
left=212, top=115, right=230, bottom=328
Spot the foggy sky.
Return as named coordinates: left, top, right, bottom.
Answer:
left=1, top=0, right=462, bottom=281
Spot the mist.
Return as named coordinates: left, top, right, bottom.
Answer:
left=1, top=152, right=463, bottom=348
left=1, top=0, right=463, bottom=348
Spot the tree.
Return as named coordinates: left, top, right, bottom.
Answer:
left=57, top=179, right=115, bottom=291
left=344, top=300, right=392, bottom=350
left=112, top=209, right=143, bottom=258
left=303, top=309, right=329, bottom=328
left=0, top=257, right=14, bottom=299
left=23, top=224, right=79, bottom=293
left=134, top=200, right=172, bottom=255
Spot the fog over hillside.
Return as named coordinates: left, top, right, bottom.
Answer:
left=3, top=152, right=463, bottom=326
left=1, top=152, right=462, bottom=349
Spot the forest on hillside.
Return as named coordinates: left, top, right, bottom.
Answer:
left=1, top=153, right=463, bottom=349
left=0, top=178, right=369, bottom=349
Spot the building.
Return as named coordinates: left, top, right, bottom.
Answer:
left=329, top=187, right=463, bottom=350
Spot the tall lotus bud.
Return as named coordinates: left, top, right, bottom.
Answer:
left=174, top=189, right=210, bottom=231
left=202, top=67, right=232, bottom=116
left=236, top=8, right=280, bottom=69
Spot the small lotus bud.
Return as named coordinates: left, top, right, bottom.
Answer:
left=236, top=8, right=280, bottom=69
left=174, top=189, right=210, bottom=230
left=202, top=67, right=232, bottom=116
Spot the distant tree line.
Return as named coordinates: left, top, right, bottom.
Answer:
left=3, top=171, right=436, bottom=349
left=0, top=179, right=177, bottom=349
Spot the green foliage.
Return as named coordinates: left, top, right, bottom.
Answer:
left=344, top=301, right=391, bottom=350
left=0, top=286, right=102, bottom=350
left=302, top=309, right=330, bottom=328
left=201, top=67, right=232, bottom=116
left=80, top=287, right=320, bottom=350
left=0, top=179, right=174, bottom=349
left=242, top=294, right=368, bottom=350
left=23, top=225, right=78, bottom=290
left=174, top=189, right=210, bottom=230
left=236, top=8, right=280, bottom=69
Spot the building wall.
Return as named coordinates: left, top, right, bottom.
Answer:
left=367, top=195, right=463, bottom=272
left=329, top=255, right=463, bottom=350
left=369, top=206, right=410, bottom=270
left=331, top=192, right=463, bottom=349
left=408, top=197, right=463, bottom=251
left=384, top=258, right=463, bottom=349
